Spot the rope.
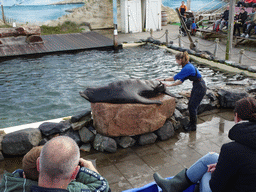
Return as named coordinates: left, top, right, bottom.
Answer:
left=244, top=52, right=256, bottom=62
left=197, top=41, right=216, bottom=47
left=152, top=32, right=166, bottom=40
left=218, top=45, right=240, bottom=56
left=168, top=35, right=179, bottom=41
left=180, top=38, right=191, bottom=44
left=218, top=44, right=226, bottom=52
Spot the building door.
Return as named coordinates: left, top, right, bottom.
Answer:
left=127, top=0, right=142, bottom=33
left=143, top=0, right=161, bottom=31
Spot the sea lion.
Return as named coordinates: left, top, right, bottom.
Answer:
left=79, top=79, right=173, bottom=105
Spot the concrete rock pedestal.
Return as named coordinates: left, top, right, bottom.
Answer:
left=91, top=94, right=176, bottom=137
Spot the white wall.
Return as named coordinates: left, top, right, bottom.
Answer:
left=121, top=0, right=142, bottom=33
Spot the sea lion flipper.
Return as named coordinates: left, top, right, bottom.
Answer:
left=164, top=89, right=176, bottom=98
left=136, top=95, right=163, bottom=105
left=79, top=91, right=90, bottom=101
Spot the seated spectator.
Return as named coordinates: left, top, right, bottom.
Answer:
left=244, top=0, right=256, bottom=7
left=0, top=136, right=110, bottom=192
left=233, top=8, right=248, bottom=36
left=153, top=97, right=256, bottom=192
left=241, top=4, right=256, bottom=37
left=213, top=5, right=229, bottom=31
left=237, top=0, right=246, bottom=7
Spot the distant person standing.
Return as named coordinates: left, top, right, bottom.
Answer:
left=179, top=1, right=187, bottom=16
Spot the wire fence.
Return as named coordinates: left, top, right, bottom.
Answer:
left=150, top=29, right=256, bottom=65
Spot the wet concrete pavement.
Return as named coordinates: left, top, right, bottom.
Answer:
left=0, top=108, right=235, bottom=191
left=80, top=109, right=234, bottom=191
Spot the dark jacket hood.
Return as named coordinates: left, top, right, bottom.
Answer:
left=228, top=121, right=256, bottom=150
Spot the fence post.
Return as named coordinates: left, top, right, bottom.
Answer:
left=178, top=34, right=182, bottom=47
left=1, top=5, right=6, bottom=24
left=239, top=49, right=244, bottom=64
left=165, top=30, right=168, bottom=46
left=150, top=29, right=153, bottom=38
left=195, top=39, right=199, bottom=49
left=214, top=38, right=219, bottom=57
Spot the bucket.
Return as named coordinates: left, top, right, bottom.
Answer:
left=161, top=11, right=167, bottom=26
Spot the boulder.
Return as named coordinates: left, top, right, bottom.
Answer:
left=217, top=89, right=249, bottom=108
left=80, top=144, right=91, bottom=152
left=198, top=98, right=216, bottom=114
left=2, top=128, right=42, bottom=156
left=91, top=94, right=176, bottom=137
left=116, top=136, right=136, bottom=148
left=0, top=131, right=6, bottom=151
left=155, top=121, right=175, bottom=141
left=93, top=134, right=117, bottom=153
left=60, top=129, right=81, bottom=145
left=79, top=127, right=95, bottom=143
left=71, top=110, right=91, bottom=123
left=39, top=121, right=71, bottom=136
left=138, top=133, right=158, bottom=145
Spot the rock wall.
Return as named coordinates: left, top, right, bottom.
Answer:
left=1, top=84, right=256, bottom=159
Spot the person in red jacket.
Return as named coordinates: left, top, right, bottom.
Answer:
left=245, top=0, right=255, bottom=7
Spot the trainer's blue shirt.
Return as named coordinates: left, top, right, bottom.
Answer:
left=174, top=62, right=202, bottom=82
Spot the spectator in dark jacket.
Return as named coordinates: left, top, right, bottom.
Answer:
left=234, top=8, right=248, bottom=36
left=237, top=0, right=246, bottom=7
left=241, top=5, right=256, bottom=37
left=213, top=5, right=229, bottom=31
left=153, top=97, right=256, bottom=192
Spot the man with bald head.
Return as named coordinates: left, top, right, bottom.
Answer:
left=31, top=136, right=81, bottom=191
left=0, top=136, right=109, bottom=192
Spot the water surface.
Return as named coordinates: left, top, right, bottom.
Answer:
left=0, top=45, right=228, bottom=128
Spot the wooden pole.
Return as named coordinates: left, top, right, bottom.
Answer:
left=226, top=1, right=235, bottom=60
left=1, top=5, right=6, bottom=24
left=175, top=8, right=196, bottom=50
left=113, top=0, right=118, bottom=50
left=187, top=0, right=191, bottom=11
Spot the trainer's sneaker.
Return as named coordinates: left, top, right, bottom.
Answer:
left=245, top=34, right=249, bottom=38
left=241, top=33, right=245, bottom=37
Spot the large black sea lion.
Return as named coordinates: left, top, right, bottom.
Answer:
left=79, top=79, right=173, bottom=105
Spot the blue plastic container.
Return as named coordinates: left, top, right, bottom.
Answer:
left=122, top=177, right=196, bottom=192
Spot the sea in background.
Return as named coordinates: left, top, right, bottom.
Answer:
left=0, top=4, right=84, bottom=23
left=0, top=0, right=226, bottom=24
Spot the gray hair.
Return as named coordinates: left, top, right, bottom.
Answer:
left=39, top=136, right=80, bottom=180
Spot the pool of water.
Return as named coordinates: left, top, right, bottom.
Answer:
left=0, top=45, right=229, bottom=129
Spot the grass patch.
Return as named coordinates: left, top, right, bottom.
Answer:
left=40, top=21, right=83, bottom=35
left=0, top=24, right=12, bottom=28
